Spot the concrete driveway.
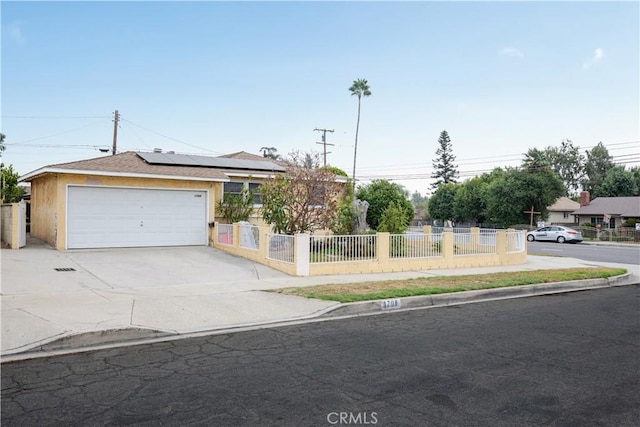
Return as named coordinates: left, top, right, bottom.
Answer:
left=2, top=239, right=288, bottom=296
left=1, top=239, right=337, bottom=356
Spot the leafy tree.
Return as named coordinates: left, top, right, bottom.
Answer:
left=322, top=165, right=348, bottom=177
left=453, top=177, right=488, bottom=224
left=548, top=139, right=585, bottom=197
left=630, top=167, right=640, bottom=195
left=485, top=167, right=564, bottom=227
left=355, top=180, right=413, bottom=231
left=349, top=78, right=372, bottom=186
left=411, top=191, right=427, bottom=205
left=260, top=147, right=282, bottom=160
left=522, top=148, right=551, bottom=172
left=582, top=142, right=613, bottom=195
left=378, top=201, right=410, bottom=233
left=595, top=166, right=639, bottom=197
left=431, top=130, right=459, bottom=190
left=330, top=176, right=355, bottom=235
left=428, top=183, right=459, bottom=223
left=522, top=140, right=584, bottom=197
left=1, top=163, right=26, bottom=203
left=0, top=133, right=6, bottom=156
left=259, top=152, right=344, bottom=234
left=216, top=187, right=255, bottom=223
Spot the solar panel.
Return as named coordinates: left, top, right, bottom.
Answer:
left=137, top=152, right=286, bottom=172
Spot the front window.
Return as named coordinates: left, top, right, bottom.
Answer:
left=248, top=183, right=262, bottom=205
left=224, top=181, right=262, bottom=206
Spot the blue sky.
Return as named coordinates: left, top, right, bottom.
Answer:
left=2, top=1, right=639, bottom=195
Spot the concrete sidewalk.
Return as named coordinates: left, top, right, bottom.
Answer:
left=2, top=241, right=638, bottom=359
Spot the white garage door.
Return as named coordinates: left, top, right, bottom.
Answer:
left=67, top=186, right=207, bottom=249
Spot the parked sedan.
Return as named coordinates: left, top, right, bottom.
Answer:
left=527, top=226, right=582, bottom=243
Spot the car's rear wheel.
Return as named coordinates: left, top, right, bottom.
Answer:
left=527, top=234, right=535, bottom=242
left=557, top=236, right=566, bottom=243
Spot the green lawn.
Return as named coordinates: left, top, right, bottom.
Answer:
left=272, top=268, right=627, bottom=303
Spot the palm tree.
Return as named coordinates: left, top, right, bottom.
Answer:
left=349, top=78, right=371, bottom=187
left=260, top=147, right=281, bottom=160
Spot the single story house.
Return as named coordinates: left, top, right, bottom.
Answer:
left=19, top=150, right=286, bottom=250
left=546, top=196, right=580, bottom=225
left=572, top=194, right=640, bottom=228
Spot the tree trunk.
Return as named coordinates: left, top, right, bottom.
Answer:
left=352, top=96, right=361, bottom=189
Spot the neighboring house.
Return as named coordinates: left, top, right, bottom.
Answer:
left=546, top=196, right=580, bottom=225
left=19, top=150, right=286, bottom=250
left=572, top=193, right=640, bottom=228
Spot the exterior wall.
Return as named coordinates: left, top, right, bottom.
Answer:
left=0, top=203, right=26, bottom=249
left=1, top=204, right=14, bottom=248
left=548, top=211, right=576, bottom=224
left=31, top=173, right=222, bottom=250
left=31, top=174, right=59, bottom=247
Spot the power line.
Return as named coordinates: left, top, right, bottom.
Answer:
left=4, top=121, right=105, bottom=146
left=121, top=119, right=223, bottom=154
left=356, top=140, right=640, bottom=172
left=1, top=115, right=111, bottom=119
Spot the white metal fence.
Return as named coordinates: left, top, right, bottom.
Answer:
left=217, top=224, right=233, bottom=245
left=452, top=233, right=498, bottom=256
left=238, top=223, right=260, bottom=250
left=390, top=234, right=442, bottom=258
left=506, top=230, right=526, bottom=253
left=267, top=234, right=295, bottom=264
left=310, top=234, right=377, bottom=263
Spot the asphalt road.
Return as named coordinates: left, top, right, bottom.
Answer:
left=528, top=241, right=640, bottom=265
left=2, top=286, right=639, bottom=427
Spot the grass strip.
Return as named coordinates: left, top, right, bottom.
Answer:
left=271, top=268, right=627, bottom=303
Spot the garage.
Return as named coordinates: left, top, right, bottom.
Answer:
left=67, top=186, right=208, bottom=249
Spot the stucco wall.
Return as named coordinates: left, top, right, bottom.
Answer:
left=31, top=174, right=59, bottom=246
left=30, top=173, right=222, bottom=250
left=1, top=204, right=14, bottom=247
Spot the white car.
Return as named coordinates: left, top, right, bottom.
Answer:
left=526, top=226, right=582, bottom=244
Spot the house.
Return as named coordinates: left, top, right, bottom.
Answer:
left=546, top=196, right=580, bottom=225
left=19, top=150, right=286, bottom=250
left=572, top=192, right=640, bottom=228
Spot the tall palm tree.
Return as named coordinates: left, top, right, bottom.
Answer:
left=349, top=78, right=371, bottom=187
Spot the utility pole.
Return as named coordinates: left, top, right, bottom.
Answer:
left=111, top=110, right=120, bottom=155
left=313, top=128, right=334, bottom=166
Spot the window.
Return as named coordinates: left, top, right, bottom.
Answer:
left=223, top=182, right=244, bottom=198
left=223, top=181, right=262, bottom=205
left=590, top=217, right=604, bottom=225
left=563, top=212, right=570, bottom=219
left=248, top=183, right=262, bottom=205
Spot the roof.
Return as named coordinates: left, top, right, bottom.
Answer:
left=137, top=152, right=285, bottom=172
left=572, top=196, right=640, bottom=217
left=218, top=151, right=269, bottom=161
left=219, top=151, right=290, bottom=168
left=20, top=151, right=230, bottom=182
left=548, top=197, right=580, bottom=212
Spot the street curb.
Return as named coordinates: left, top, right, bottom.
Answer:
left=320, top=273, right=633, bottom=318
left=1, top=274, right=634, bottom=363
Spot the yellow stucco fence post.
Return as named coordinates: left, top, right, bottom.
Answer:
left=442, top=231, right=454, bottom=267
left=470, top=227, right=480, bottom=249
left=422, top=225, right=432, bottom=245
left=232, top=223, right=240, bottom=247
left=376, top=232, right=390, bottom=271
left=259, top=225, right=270, bottom=261
left=496, top=230, right=507, bottom=263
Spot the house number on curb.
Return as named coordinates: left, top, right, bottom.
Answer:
left=380, top=299, right=401, bottom=310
